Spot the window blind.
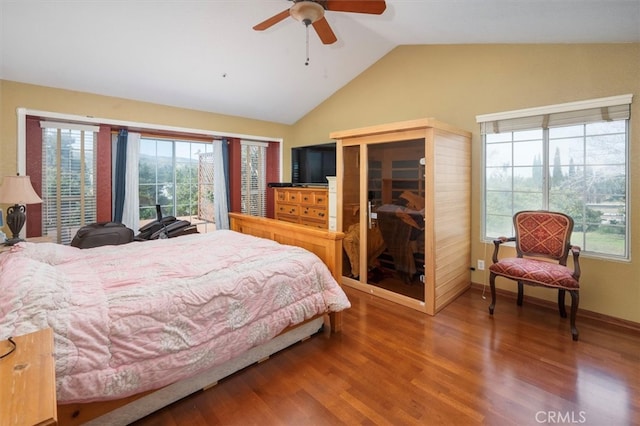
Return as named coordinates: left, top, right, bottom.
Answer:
left=41, top=124, right=97, bottom=244
left=240, top=140, right=267, bottom=217
left=477, top=94, right=632, bottom=134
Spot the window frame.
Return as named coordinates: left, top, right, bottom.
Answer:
left=477, top=95, right=632, bottom=261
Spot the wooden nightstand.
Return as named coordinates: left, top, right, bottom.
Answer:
left=0, top=236, right=54, bottom=254
left=0, top=328, right=57, bottom=425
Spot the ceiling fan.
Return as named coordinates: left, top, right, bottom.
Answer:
left=253, top=0, right=387, bottom=45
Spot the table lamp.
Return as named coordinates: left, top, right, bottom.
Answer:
left=0, top=175, right=43, bottom=246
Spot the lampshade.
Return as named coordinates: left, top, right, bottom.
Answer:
left=0, top=175, right=43, bottom=205
left=290, top=1, right=324, bottom=25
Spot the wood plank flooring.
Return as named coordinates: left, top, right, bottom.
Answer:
left=133, top=286, right=640, bottom=425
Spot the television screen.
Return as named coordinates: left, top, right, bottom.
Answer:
left=291, top=143, right=336, bottom=185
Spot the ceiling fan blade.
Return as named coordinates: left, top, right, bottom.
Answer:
left=325, top=0, right=386, bottom=15
left=253, top=9, right=290, bottom=31
left=312, top=17, right=337, bottom=45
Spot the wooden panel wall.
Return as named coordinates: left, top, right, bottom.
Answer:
left=433, top=129, right=472, bottom=313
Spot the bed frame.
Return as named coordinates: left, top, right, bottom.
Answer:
left=229, top=213, right=345, bottom=332
left=56, top=213, right=345, bottom=425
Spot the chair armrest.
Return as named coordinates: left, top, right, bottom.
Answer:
left=570, top=245, right=581, bottom=280
left=491, top=236, right=516, bottom=264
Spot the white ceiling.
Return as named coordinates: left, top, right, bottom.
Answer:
left=2, top=1, right=639, bottom=125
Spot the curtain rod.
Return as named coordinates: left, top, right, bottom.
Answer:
left=18, top=107, right=281, bottom=143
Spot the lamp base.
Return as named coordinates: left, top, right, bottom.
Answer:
left=6, top=203, right=26, bottom=243
left=4, top=236, right=24, bottom=246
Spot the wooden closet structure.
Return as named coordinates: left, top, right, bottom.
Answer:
left=330, top=118, right=472, bottom=315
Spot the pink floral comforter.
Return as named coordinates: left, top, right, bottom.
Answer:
left=0, top=231, right=350, bottom=403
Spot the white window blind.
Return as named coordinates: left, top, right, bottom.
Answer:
left=41, top=122, right=98, bottom=244
left=477, top=94, right=632, bottom=134
left=241, top=140, right=267, bottom=217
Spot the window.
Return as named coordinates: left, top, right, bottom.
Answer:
left=21, top=109, right=280, bottom=240
left=478, top=95, right=632, bottom=259
left=139, top=137, right=215, bottom=232
left=41, top=122, right=98, bottom=244
left=240, top=140, right=267, bottom=217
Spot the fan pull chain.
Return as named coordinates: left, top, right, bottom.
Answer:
left=305, top=23, right=310, bottom=66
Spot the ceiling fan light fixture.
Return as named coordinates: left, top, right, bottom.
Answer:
left=290, top=1, right=325, bottom=26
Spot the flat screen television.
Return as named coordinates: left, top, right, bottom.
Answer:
left=291, top=142, right=336, bottom=186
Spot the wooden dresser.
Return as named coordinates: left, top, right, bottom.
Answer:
left=274, top=187, right=329, bottom=229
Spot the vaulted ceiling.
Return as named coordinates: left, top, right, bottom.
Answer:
left=2, top=0, right=639, bottom=124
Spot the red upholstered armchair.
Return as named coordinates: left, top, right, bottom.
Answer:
left=488, top=211, right=581, bottom=341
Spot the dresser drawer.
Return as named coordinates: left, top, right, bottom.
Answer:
left=300, top=191, right=327, bottom=206
left=300, top=206, right=327, bottom=221
left=276, top=203, right=299, bottom=216
left=285, top=191, right=301, bottom=203
left=300, top=218, right=327, bottom=229
left=313, top=192, right=328, bottom=206
left=275, top=214, right=299, bottom=224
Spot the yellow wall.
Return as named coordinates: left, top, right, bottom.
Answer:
left=1, top=44, right=638, bottom=323
left=0, top=80, right=293, bottom=177
left=291, top=44, right=640, bottom=323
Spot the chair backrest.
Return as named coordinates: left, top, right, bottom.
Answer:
left=513, top=210, right=574, bottom=265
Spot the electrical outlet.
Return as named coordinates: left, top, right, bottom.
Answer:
left=477, top=260, right=485, bottom=271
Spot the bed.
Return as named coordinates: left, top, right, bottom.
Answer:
left=0, top=213, right=348, bottom=425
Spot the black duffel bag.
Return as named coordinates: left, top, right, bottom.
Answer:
left=71, top=222, right=134, bottom=249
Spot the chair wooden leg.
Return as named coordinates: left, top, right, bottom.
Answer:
left=558, top=289, right=567, bottom=318
left=517, top=281, right=524, bottom=306
left=569, top=290, right=579, bottom=341
left=489, top=273, right=497, bottom=315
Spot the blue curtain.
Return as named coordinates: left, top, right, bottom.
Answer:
left=113, top=129, right=128, bottom=222
left=222, top=138, right=230, bottom=207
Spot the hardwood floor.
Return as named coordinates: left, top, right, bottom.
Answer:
left=133, top=286, right=640, bottom=425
